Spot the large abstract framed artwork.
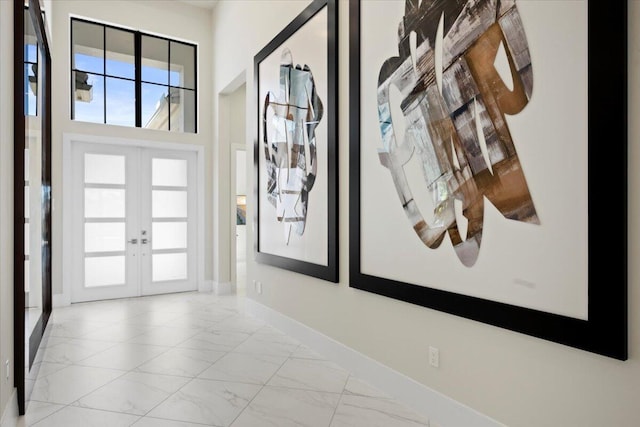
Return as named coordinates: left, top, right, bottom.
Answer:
left=254, top=0, right=338, bottom=282
left=349, top=0, right=627, bottom=359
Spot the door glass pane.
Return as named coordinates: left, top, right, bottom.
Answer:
left=152, top=253, right=187, bottom=282
left=152, top=222, right=187, bottom=250
left=85, top=153, right=125, bottom=185
left=72, top=20, right=104, bottom=74
left=152, top=190, right=187, bottom=218
left=152, top=158, right=187, bottom=187
left=85, top=222, right=125, bottom=252
left=24, top=148, right=29, bottom=180
left=85, top=256, right=125, bottom=287
left=24, top=260, right=30, bottom=293
left=169, top=41, right=195, bottom=89
left=106, top=77, right=135, bottom=127
left=106, top=27, right=135, bottom=79
left=73, top=72, right=104, bottom=123
left=141, top=35, right=168, bottom=84
left=24, top=185, right=29, bottom=219
left=85, top=188, right=125, bottom=218
left=24, top=223, right=29, bottom=256
left=141, top=83, right=168, bottom=130
left=169, top=88, right=196, bottom=133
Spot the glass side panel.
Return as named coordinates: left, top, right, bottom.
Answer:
left=72, top=20, right=104, bottom=74
left=85, top=188, right=125, bottom=218
left=169, top=41, right=195, bottom=89
left=152, top=253, right=187, bottom=282
left=141, top=83, right=169, bottom=131
left=152, top=158, right=187, bottom=187
left=106, top=77, right=135, bottom=127
left=106, top=27, right=135, bottom=79
left=73, top=71, right=104, bottom=123
left=152, top=222, right=187, bottom=250
left=85, top=222, right=126, bottom=253
left=85, top=256, right=125, bottom=287
left=152, top=190, right=187, bottom=218
left=169, top=88, right=196, bottom=133
left=141, top=35, right=168, bottom=85
left=84, top=153, right=125, bottom=185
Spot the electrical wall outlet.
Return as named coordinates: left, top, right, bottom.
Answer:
left=5, top=359, right=9, bottom=382
left=428, top=346, right=439, bottom=368
left=251, top=280, right=263, bottom=294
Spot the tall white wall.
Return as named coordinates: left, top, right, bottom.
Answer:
left=49, top=0, right=214, bottom=296
left=211, top=1, right=640, bottom=426
left=229, top=84, right=246, bottom=149
left=0, top=0, right=16, bottom=419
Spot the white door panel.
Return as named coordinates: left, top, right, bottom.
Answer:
left=71, top=143, right=197, bottom=303
left=140, top=149, right=197, bottom=296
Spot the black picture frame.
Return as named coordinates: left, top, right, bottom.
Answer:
left=254, top=0, right=338, bottom=282
left=349, top=0, right=627, bottom=360
left=14, top=0, right=53, bottom=414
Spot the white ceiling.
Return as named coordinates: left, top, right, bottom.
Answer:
left=178, top=0, right=218, bottom=10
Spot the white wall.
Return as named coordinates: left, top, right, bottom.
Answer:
left=211, top=1, right=640, bottom=426
left=230, top=84, right=247, bottom=149
left=0, top=0, right=15, bottom=419
left=50, top=0, right=214, bottom=296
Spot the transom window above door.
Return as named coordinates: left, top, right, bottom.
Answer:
left=70, top=18, right=197, bottom=133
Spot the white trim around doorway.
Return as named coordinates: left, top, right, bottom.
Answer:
left=60, top=132, right=206, bottom=307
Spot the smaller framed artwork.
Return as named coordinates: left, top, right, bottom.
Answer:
left=253, top=0, right=338, bottom=282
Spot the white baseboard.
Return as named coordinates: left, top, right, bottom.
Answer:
left=212, top=281, right=234, bottom=296
left=0, top=389, right=18, bottom=427
left=245, top=298, right=504, bottom=427
left=55, top=283, right=220, bottom=305
left=53, top=293, right=70, bottom=308
left=199, top=279, right=213, bottom=293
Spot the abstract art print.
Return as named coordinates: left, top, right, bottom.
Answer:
left=254, top=0, right=338, bottom=282
left=349, top=0, right=627, bottom=359
left=376, top=0, right=538, bottom=267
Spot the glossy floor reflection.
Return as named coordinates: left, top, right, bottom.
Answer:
left=20, top=292, right=429, bottom=427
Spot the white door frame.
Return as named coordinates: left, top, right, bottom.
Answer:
left=61, top=133, right=205, bottom=306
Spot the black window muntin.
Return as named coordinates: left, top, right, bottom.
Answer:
left=70, top=17, right=198, bottom=132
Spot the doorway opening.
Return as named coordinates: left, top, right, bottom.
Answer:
left=222, top=79, right=247, bottom=296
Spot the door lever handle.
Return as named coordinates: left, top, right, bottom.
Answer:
left=128, top=238, right=138, bottom=244
left=141, top=238, right=150, bottom=244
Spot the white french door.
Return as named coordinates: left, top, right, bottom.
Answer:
left=71, top=142, right=197, bottom=303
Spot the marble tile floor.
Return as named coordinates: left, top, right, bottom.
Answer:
left=20, top=291, right=430, bottom=427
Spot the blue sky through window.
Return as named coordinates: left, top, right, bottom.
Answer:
left=74, top=72, right=104, bottom=123
left=106, top=78, right=135, bottom=127
left=74, top=52, right=180, bottom=126
left=25, top=43, right=37, bottom=63
left=25, top=43, right=39, bottom=116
